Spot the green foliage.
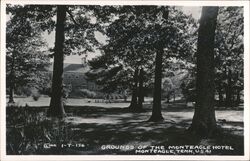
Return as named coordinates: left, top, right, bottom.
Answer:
left=215, top=7, right=243, bottom=72
left=79, top=89, right=96, bottom=98
left=6, top=5, right=51, bottom=96
left=6, top=4, right=106, bottom=95
left=32, top=89, right=41, bottom=101
left=6, top=105, right=76, bottom=154
left=177, top=7, right=243, bottom=105
left=6, top=105, right=47, bottom=154
left=87, top=6, right=197, bottom=97
left=214, top=6, right=244, bottom=105
left=180, top=75, right=196, bottom=102
left=105, top=6, right=196, bottom=59
left=162, top=78, right=174, bottom=100
left=6, top=5, right=56, bottom=36
left=86, top=63, right=131, bottom=93
left=63, top=6, right=105, bottom=56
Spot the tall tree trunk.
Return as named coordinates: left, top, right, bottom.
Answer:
left=137, top=68, right=144, bottom=111
left=48, top=5, right=67, bottom=118
left=129, top=68, right=139, bottom=110
left=148, top=48, right=164, bottom=121
left=225, top=69, right=232, bottom=107
left=8, top=52, right=16, bottom=103
left=190, top=7, right=219, bottom=136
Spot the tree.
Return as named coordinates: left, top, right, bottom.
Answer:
left=87, top=6, right=159, bottom=112
left=112, top=5, right=196, bottom=113
left=137, top=68, right=145, bottom=110
left=148, top=7, right=196, bottom=121
left=6, top=5, right=51, bottom=103
left=7, top=5, right=102, bottom=117
left=88, top=6, right=196, bottom=117
left=86, top=50, right=132, bottom=95
left=149, top=45, right=165, bottom=121
left=162, top=78, right=174, bottom=103
left=48, top=5, right=67, bottom=117
left=214, top=7, right=243, bottom=107
left=190, top=7, right=219, bottom=136
left=103, top=6, right=158, bottom=112
left=46, top=5, right=103, bottom=117
left=87, top=48, right=152, bottom=111
left=129, top=67, right=139, bottom=109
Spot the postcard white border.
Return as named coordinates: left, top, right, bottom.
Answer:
left=1, top=0, right=249, bottom=161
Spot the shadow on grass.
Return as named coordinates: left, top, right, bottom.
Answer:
left=6, top=104, right=244, bottom=155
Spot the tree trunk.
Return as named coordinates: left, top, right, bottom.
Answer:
left=148, top=48, right=164, bottom=121
left=190, top=7, right=219, bottom=137
left=129, top=68, right=139, bottom=110
left=8, top=52, right=15, bottom=103
left=236, top=89, right=241, bottom=105
left=173, top=91, right=175, bottom=102
left=48, top=5, right=67, bottom=118
left=225, top=69, right=232, bottom=107
left=137, top=68, right=144, bottom=111
left=235, top=72, right=241, bottom=105
left=8, top=84, right=15, bottom=103
left=8, top=52, right=16, bottom=103
left=166, top=94, right=170, bottom=103
left=218, top=83, right=223, bottom=106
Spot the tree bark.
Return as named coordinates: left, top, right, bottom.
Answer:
left=48, top=5, right=67, bottom=118
left=129, top=68, right=139, bottom=110
left=225, top=69, right=232, bottom=107
left=190, top=7, right=219, bottom=136
left=137, top=68, right=144, bottom=111
left=148, top=48, right=164, bottom=121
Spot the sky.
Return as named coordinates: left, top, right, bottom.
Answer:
left=44, top=6, right=202, bottom=64
left=180, top=6, right=202, bottom=20
left=44, top=30, right=105, bottom=63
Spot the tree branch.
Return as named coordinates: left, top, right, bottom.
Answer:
left=66, top=9, right=80, bottom=27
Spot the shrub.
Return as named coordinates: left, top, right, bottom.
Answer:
left=32, top=93, right=40, bottom=101
left=79, top=89, right=96, bottom=98
left=6, top=104, right=76, bottom=155
left=6, top=105, right=47, bottom=154
left=95, top=92, right=105, bottom=99
left=15, top=86, right=32, bottom=97
left=31, top=89, right=41, bottom=101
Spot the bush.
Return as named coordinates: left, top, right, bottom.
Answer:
left=31, top=89, right=40, bottom=101
left=180, top=80, right=196, bottom=102
left=15, top=86, right=32, bottom=97
left=39, top=86, right=51, bottom=96
left=6, top=105, right=75, bottom=155
left=32, top=93, right=40, bottom=101
left=95, top=92, right=105, bottom=99
left=79, top=89, right=96, bottom=98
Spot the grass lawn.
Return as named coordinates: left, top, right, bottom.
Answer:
left=6, top=99, right=244, bottom=155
